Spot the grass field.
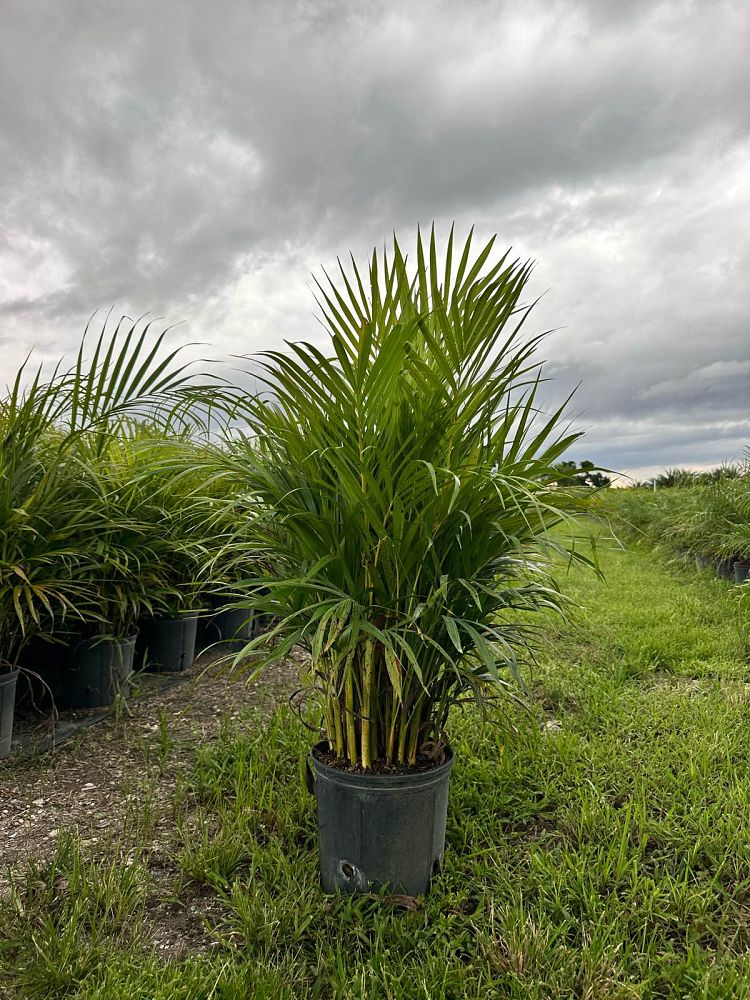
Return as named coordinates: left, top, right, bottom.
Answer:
left=2, top=531, right=750, bottom=999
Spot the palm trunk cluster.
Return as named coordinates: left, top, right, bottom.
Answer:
left=319, top=642, right=432, bottom=767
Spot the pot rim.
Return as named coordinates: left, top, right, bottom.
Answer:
left=143, top=612, right=201, bottom=623
left=309, top=740, right=454, bottom=790
left=71, top=632, right=139, bottom=651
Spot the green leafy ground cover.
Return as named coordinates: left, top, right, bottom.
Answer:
left=2, top=533, right=750, bottom=999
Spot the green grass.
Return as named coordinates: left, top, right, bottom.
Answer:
left=3, top=536, right=750, bottom=998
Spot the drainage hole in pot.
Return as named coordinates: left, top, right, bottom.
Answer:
left=340, top=861, right=356, bottom=880
left=432, top=857, right=443, bottom=875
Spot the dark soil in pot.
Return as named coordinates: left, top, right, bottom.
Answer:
left=0, top=668, right=19, bottom=758
left=38, top=634, right=137, bottom=710
left=137, top=615, right=198, bottom=673
left=314, top=746, right=446, bottom=776
left=309, top=741, right=454, bottom=897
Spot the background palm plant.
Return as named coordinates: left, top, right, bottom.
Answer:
left=225, top=227, right=595, bottom=768
left=61, top=433, right=187, bottom=637
left=606, top=460, right=750, bottom=566
left=0, top=318, right=202, bottom=671
left=703, top=477, right=750, bottom=563
left=0, top=376, right=86, bottom=670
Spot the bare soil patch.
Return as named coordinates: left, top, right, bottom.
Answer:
left=0, top=652, right=300, bottom=893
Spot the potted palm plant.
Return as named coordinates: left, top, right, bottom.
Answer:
left=710, top=477, right=750, bottom=584
left=226, top=227, right=594, bottom=894
left=56, top=424, right=209, bottom=697
left=93, top=430, right=207, bottom=677
left=185, top=449, right=265, bottom=654
left=123, top=433, right=262, bottom=660
left=0, top=361, right=100, bottom=750
left=1, top=317, right=200, bottom=740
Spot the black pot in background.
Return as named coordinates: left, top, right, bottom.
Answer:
left=714, top=556, right=735, bottom=581
left=309, top=743, right=454, bottom=897
left=250, top=586, right=273, bottom=636
left=137, top=615, right=198, bottom=673
left=251, top=612, right=275, bottom=636
left=0, top=668, right=19, bottom=758
left=734, top=562, right=750, bottom=584
left=43, top=634, right=137, bottom=709
left=196, top=598, right=254, bottom=655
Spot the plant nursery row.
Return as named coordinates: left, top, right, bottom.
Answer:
left=0, top=323, right=273, bottom=759
left=606, top=471, right=750, bottom=583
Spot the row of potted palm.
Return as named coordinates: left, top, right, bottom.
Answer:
left=607, top=471, right=750, bottom=583
left=0, top=322, right=255, bottom=755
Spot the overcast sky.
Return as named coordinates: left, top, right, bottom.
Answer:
left=1, top=0, right=748, bottom=480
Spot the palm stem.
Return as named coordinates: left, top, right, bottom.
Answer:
left=344, top=660, right=357, bottom=764
left=360, top=639, right=375, bottom=769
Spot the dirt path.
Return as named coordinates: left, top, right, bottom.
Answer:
left=0, top=653, right=300, bottom=887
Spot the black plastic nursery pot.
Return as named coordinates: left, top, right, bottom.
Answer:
left=309, top=742, right=454, bottom=897
left=137, top=615, right=198, bottom=673
left=196, top=601, right=254, bottom=654
left=44, top=635, right=137, bottom=710
left=252, top=612, right=274, bottom=635
left=735, top=562, right=750, bottom=584
left=714, top=556, right=735, bottom=581
left=0, top=668, right=19, bottom=758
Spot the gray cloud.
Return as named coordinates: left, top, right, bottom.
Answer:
left=1, top=0, right=749, bottom=475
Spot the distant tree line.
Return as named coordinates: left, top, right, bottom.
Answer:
left=552, top=460, right=611, bottom=488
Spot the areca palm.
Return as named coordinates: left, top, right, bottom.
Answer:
left=229, top=227, right=594, bottom=767
left=0, top=318, right=201, bottom=670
